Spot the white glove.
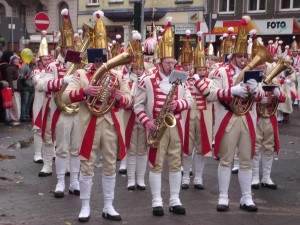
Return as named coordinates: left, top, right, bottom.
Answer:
left=285, top=79, right=292, bottom=86
left=231, top=85, right=248, bottom=98
left=193, top=74, right=200, bottom=81
left=63, top=76, right=73, bottom=84
left=296, top=72, right=300, bottom=77
left=32, top=74, right=40, bottom=85
left=0, top=80, right=9, bottom=88
left=273, top=87, right=280, bottom=98
left=247, top=79, right=258, bottom=94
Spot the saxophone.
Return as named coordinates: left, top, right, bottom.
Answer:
left=147, top=83, right=178, bottom=148
left=55, top=24, right=94, bottom=115
left=85, top=46, right=134, bottom=116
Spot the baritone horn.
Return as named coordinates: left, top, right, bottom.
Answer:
left=85, top=46, right=134, bottom=116
left=54, top=24, right=94, bottom=115
left=229, top=45, right=274, bottom=115
left=257, top=57, right=292, bottom=117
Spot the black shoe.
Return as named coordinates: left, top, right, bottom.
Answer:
left=189, top=171, right=193, bottom=176
left=216, top=204, right=229, bottom=212
left=69, top=189, right=80, bottom=196
left=54, top=191, right=64, bottom=198
left=38, top=171, right=52, bottom=177
left=152, top=206, right=164, bottom=216
left=181, top=183, right=189, bottom=190
left=127, top=185, right=135, bottom=191
left=261, top=183, right=277, bottom=190
left=194, top=184, right=204, bottom=190
left=34, top=159, right=43, bottom=164
left=169, top=205, right=186, bottom=215
left=78, top=216, right=90, bottom=223
left=102, top=212, right=122, bottom=221
left=251, top=183, right=260, bottom=189
left=240, top=204, right=258, bottom=212
left=119, top=169, right=127, bottom=175
left=136, top=184, right=146, bottom=190
left=231, top=169, right=239, bottom=174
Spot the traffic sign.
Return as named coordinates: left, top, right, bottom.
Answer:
left=34, top=12, right=50, bottom=32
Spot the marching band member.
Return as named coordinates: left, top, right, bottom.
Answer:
left=180, top=29, right=197, bottom=188
left=201, top=16, right=263, bottom=212
left=252, top=63, right=286, bottom=190
left=124, top=31, right=148, bottom=190
left=134, top=17, right=193, bottom=216
left=63, top=10, right=131, bottom=222
left=182, top=31, right=213, bottom=190
left=43, top=9, right=80, bottom=198
left=33, top=32, right=53, bottom=174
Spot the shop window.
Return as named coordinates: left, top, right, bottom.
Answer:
left=108, top=0, right=124, bottom=4
left=280, top=0, right=300, bottom=10
left=218, top=0, right=235, bottom=13
left=248, top=0, right=266, bottom=12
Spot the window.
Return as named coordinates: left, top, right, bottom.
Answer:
left=36, top=3, right=47, bottom=13
left=108, top=0, right=124, bottom=4
left=219, top=0, right=235, bottom=13
left=280, top=0, right=300, bottom=10
left=248, top=0, right=265, bottom=12
left=88, top=0, right=99, bottom=4
left=0, top=4, right=5, bottom=24
left=175, top=0, right=194, bottom=3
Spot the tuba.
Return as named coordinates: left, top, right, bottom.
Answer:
left=229, top=45, right=274, bottom=115
left=257, top=57, right=291, bottom=117
left=54, top=24, right=94, bottom=115
left=147, top=82, right=177, bottom=148
left=85, top=47, right=134, bottom=116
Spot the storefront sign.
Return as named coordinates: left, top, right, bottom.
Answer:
left=174, top=24, right=197, bottom=34
left=211, top=18, right=300, bottom=35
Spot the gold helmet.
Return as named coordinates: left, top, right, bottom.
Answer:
left=194, top=31, right=206, bottom=68
left=38, top=30, right=49, bottom=58
left=224, top=27, right=235, bottom=54
left=130, top=30, right=144, bottom=69
left=60, top=8, right=74, bottom=48
left=249, top=29, right=258, bottom=59
left=208, top=40, right=214, bottom=56
left=111, top=34, right=122, bottom=58
left=233, top=16, right=250, bottom=55
left=291, top=36, right=298, bottom=52
left=181, top=30, right=193, bottom=64
left=93, top=10, right=107, bottom=49
left=159, top=17, right=174, bottom=59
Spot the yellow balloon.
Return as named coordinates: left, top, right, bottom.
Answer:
left=21, top=48, right=33, bottom=64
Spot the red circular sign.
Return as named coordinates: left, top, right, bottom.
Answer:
left=34, top=12, right=50, bottom=32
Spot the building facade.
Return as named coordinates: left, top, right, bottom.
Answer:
left=204, top=0, right=300, bottom=52
left=78, top=0, right=204, bottom=58
left=0, top=0, right=78, bottom=53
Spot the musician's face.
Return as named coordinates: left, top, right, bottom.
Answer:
left=255, top=63, right=267, bottom=79
left=292, top=51, right=298, bottom=57
left=196, top=67, right=207, bottom=78
left=232, top=54, right=248, bottom=69
left=160, top=57, right=176, bottom=75
left=182, top=63, right=192, bottom=72
left=132, top=66, right=144, bottom=76
left=40, top=56, right=50, bottom=68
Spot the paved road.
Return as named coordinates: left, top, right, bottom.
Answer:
left=0, top=108, right=300, bottom=225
